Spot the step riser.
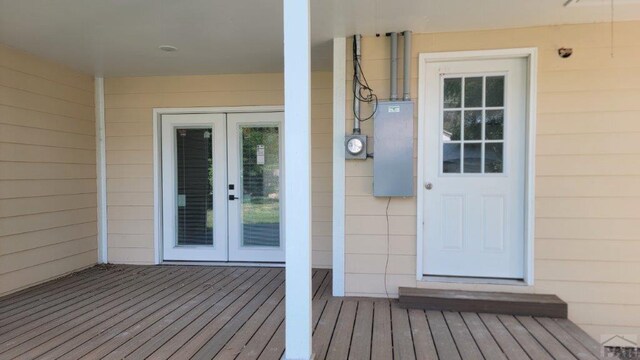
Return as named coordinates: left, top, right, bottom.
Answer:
left=398, top=298, right=567, bottom=318
left=398, top=287, right=568, bottom=318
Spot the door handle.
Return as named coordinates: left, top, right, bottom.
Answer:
left=228, top=195, right=239, bottom=201
left=425, top=182, right=433, bottom=190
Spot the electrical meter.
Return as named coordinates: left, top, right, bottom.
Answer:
left=345, top=134, right=367, bottom=160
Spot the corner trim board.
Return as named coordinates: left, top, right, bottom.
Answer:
left=332, top=37, right=346, bottom=297
left=95, top=76, right=108, bottom=264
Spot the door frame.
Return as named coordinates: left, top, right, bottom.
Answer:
left=152, top=106, right=284, bottom=264
left=416, top=48, right=538, bottom=285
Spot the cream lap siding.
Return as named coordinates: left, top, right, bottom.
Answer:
left=104, top=72, right=333, bottom=268
left=344, top=21, right=640, bottom=340
left=0, top=44, right=97, bottom=296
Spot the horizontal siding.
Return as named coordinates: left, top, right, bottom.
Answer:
left=344, top=21, right=640, bottom=340
left=104, top=72, right=332, bottom=267
left=0, top=43, right=97, bottom=296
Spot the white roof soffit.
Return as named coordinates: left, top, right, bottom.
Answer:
left=1, top=0, right=640, bottom=76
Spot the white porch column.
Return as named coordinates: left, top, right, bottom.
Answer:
left=283, top=0, right=312, bottom=359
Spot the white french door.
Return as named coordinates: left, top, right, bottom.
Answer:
left=227, top=113, right=284, bottom=262
left=162, top=114, right=228, bottom=261
left=423, top=58, right=527, bottom=279
left=161, top=112, right=284, bottom=263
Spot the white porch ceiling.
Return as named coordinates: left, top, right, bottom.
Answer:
left=1, top=0, right=639, bottom=77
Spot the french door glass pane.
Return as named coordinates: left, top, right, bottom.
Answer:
left=175, top=128, right=214, bottom=246
left=240, top=126, right=280, bottom=247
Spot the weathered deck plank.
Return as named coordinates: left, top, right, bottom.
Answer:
left=499, top=314, right=554, bottom=360
left=326, top=300, right=357, bottom=360
left=408, top=309, right=438, bottom=360
left=478, top=313, right=531, bottom=360
left=0, top=265, right=602, bottom=360
left=537, top=317, right=599, bottom=360
left=312, top=298, right=342, bottom=360
left=348, top=301, right=373, bottom=360
left=130, top=268, right=274, bottom=359
left=460, top=312, right=507, bottom=360
left=42, top=267, right=228, bottom=360
left=371, top=300, right=393, bottom=360
left=88, top=267, right=248, bottom=359
left=12, top=267, right=212, bottom=360
left=517, top=315, right=577, bottom=360
left=391, top=305, right=417, bottom=360
left=427, top=310, right=462, bottom=360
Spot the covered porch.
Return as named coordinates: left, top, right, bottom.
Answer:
left=3, top=0, right=640, bottom=358
left=0, top=265, right=602, bottom=360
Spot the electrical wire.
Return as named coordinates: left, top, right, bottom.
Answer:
left=384, top=197, right=391, bottom=299
left=352, top=37, right=378, bottom=122
left=611, top=0, right=615, bottom=58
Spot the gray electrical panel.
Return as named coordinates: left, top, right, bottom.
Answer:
left=373, top=101, right=414, bottom=197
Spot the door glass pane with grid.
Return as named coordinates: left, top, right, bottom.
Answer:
left=441, top=75, right=505, bottom=174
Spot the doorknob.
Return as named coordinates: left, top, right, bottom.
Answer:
left=228, top=195, right=239, bottom=200
left=425, top=182, right=433, bottom=190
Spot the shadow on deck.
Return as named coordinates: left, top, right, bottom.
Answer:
left=0, top=265, right=604, bottom=359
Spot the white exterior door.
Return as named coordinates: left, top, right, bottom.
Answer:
left=161, top=114, right=228, bottom=261
left=161, top=112, right=284, bottom=263
left=423, top=58, right=527, bottom=279
left=227, top=112, right=285, bottom=262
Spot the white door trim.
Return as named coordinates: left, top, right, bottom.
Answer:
left=332, top=37, right=346, bottom=296
left=416, top=48, right=537, bottom=285
left=152, top=106, right=284, bottom=264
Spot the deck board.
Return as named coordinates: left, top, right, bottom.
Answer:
left=348, top=301, right=373, bottom=360
left=460, top=312, right=507, bottom=360
left=427, top=310, right=462, bottom=360
left=46, top=267, right=226, bottom=360
left=326, top=300, right=357, bottom=360
left=408, top=309, right=438, bottom=360
left=444, top=311, right=484, bottom=360
left=499, top=314, right=554, bottom=360
left=371, top=300, right=393, bottom=360
left=391, top=305, right=417, bottom=360
left=0, top=265, right=603, bottom=360
left=15, top=267, right=211, bottom=360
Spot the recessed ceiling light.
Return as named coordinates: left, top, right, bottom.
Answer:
left=159, top=45, right=178, bottom=52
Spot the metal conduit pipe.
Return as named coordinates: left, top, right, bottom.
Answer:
left=390, top=32, right=398, bottom=101
left=403, top=30, right=412, bottom=101
left=353, top=34, right=362, bottom=134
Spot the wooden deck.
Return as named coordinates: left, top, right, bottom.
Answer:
left=0, top=265, right=604, bottom=360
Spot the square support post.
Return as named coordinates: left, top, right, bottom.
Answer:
left=283, top=0, right=312, bottom=359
